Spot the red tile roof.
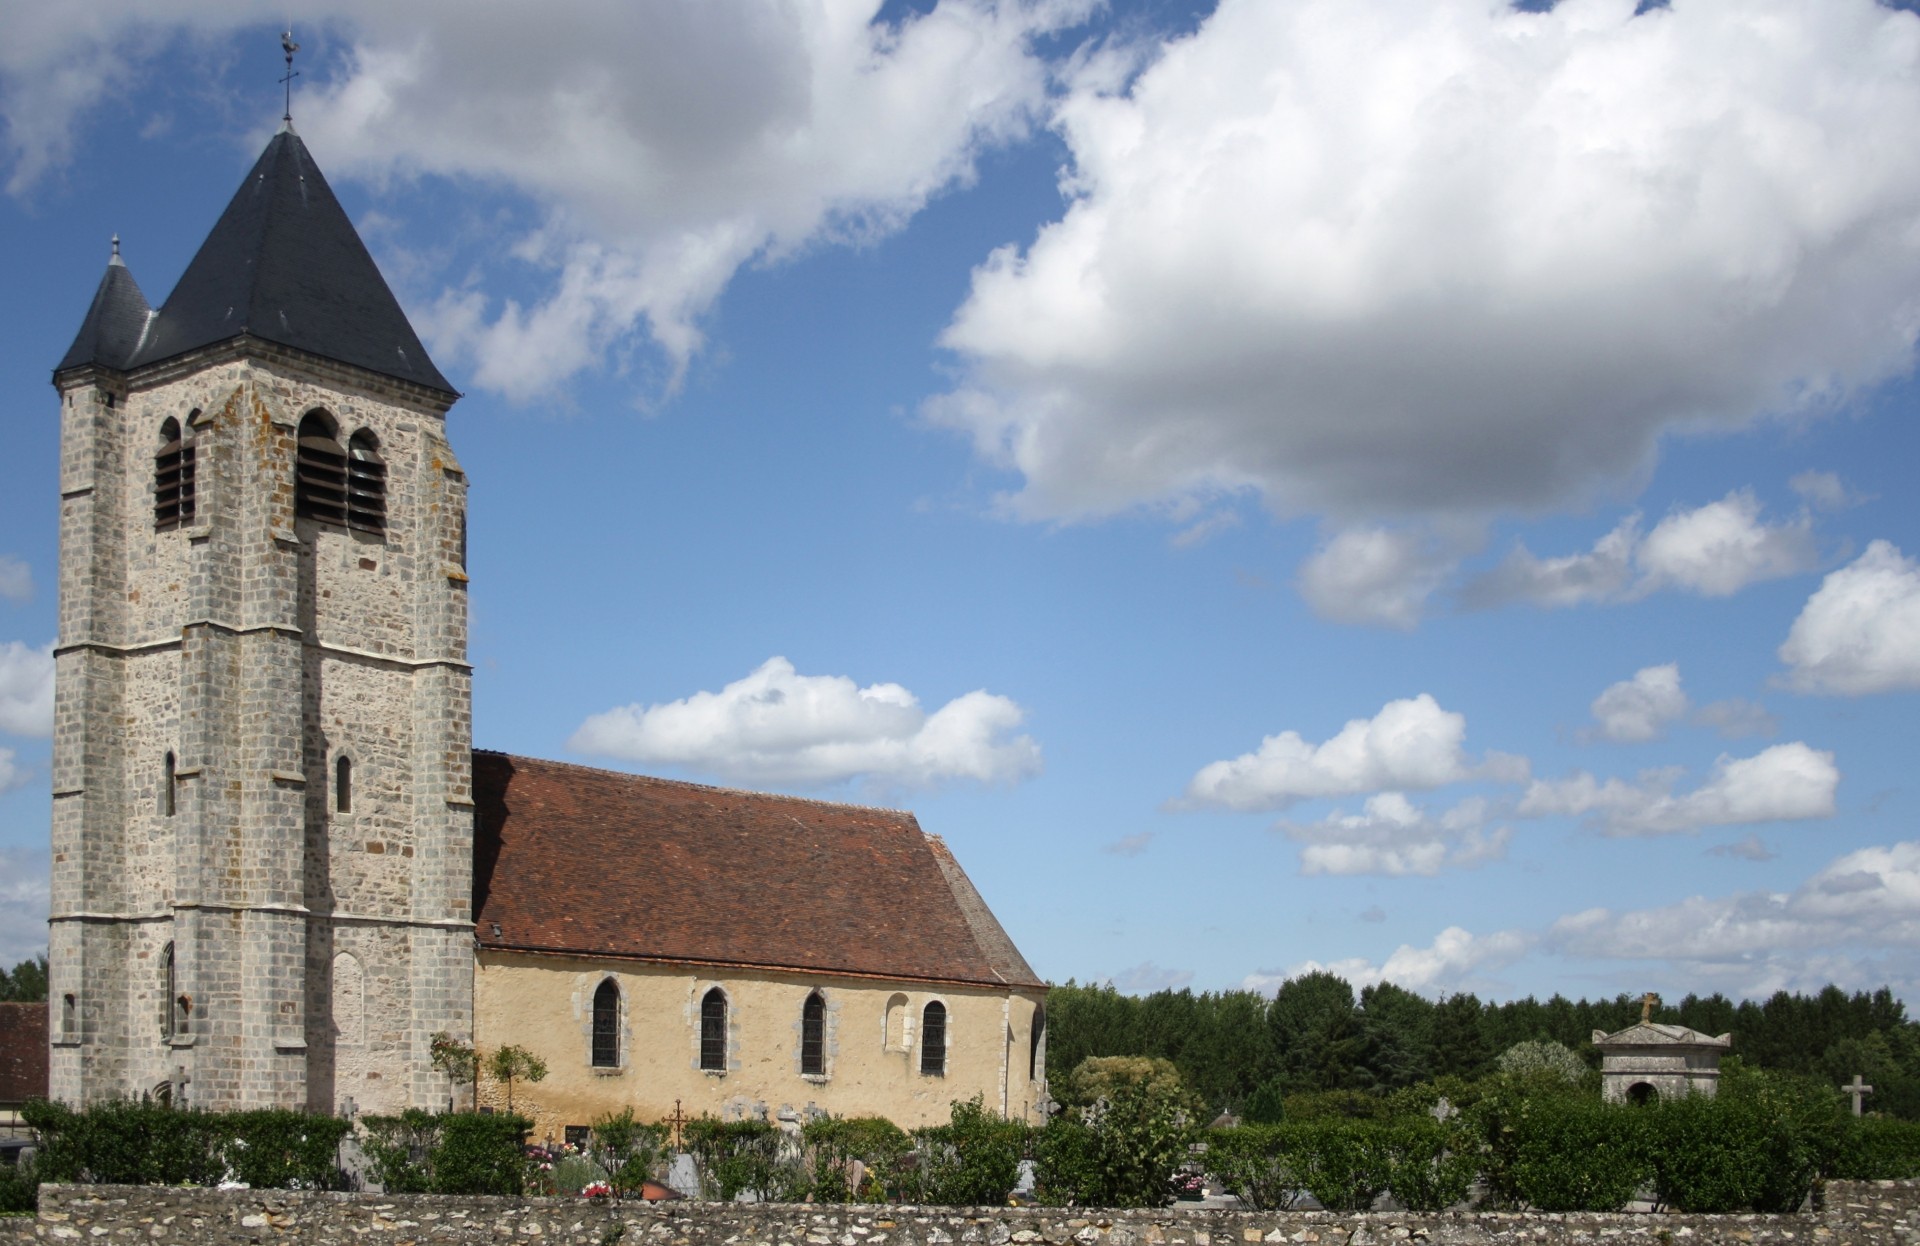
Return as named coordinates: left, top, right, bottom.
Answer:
left=0, top=1002, right=48, bottom=1106
left=471, top=752, right=1042, bottom=990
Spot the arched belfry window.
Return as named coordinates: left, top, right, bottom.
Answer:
left=155, top=417, right=196, bottom=530
left=346, top=430, right=386, bottom=535
left=700, top=988, right=728, bottom=1072
left=801, top=991, right=826, bottom=1076
left=295, top=411, right=349, bottom=527
left=921, top=1001, right=947, bottom=1076
left=592, top=979, right=620, bottom=1068
left=335, top=756, right=353, bottom=815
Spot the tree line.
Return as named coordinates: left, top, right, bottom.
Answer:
left=1044, top=973, right=1920, bottom=1118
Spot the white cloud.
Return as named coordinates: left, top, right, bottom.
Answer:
left=1693, top=697, right=1777, bottom=739
left=1103, top=832, right=1153, bottom=857
left=1459, top=516, right=1640, bottom=610
left=0, top=847, right=49, bottom=966
left=1464, top=492, right=1817, bottom=610
left=2, top=1, right=1083, bottom=395
left=1182, top=694, right=1525, bottom=813
left=1587, top=663, right=1688, bottom=743
left=1296, top=527, right=1459, bottom=630
left=1548, top=840, right=1920, bottom=996
left=1779, top=540, right=1920, bottom=695
left=1789, top=470, right=1862, bottom=512
left=0, top=746, right=25, bottom=794
left=1518, top=741, right=1838, bottom=836
left=1708, top=834, right=1776, bottom=862
left=569, top=655, right=1041, bottom=790
left=1635, top=491, right=1818, bottom=597
left=1281, top=792, right=1510, bottom=877
left=1111, top=960, right=1194, bottom=994
left=0, top=556, right=29, bottom=604
left=930, top=0, right=1920, bottom=525
left=0, top=640, right=54, bottom=737
left=1251, top=926, right=1532, bottom=995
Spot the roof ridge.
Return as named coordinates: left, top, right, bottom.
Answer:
left=473, top=748, right=914, bottom=818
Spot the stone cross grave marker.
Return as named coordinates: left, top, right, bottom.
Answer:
left=1846, top=1074, right=1873, bottom=1116
left=1430, top=1097, right=1457, bottom=1124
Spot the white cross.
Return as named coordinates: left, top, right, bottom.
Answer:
left=1430, top=1096, right=1458, bottom=1124
left=1846, top=1074, right=1874, bottom=1116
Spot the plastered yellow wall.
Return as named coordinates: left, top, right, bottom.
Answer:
left=473, top=951, right=1047, bottom=1141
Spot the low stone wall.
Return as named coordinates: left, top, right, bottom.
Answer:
left=7, top=1182, right=1919, bottom=1246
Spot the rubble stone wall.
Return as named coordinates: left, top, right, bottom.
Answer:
left=8, top=1181, right=1920, bottom=1246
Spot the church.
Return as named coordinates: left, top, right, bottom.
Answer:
left=45, top=121, right=1047, bottom=1139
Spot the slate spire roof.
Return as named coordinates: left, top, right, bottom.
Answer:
left=56, top=239, right=154, bottom=374
left=59, top=126, right=453, bottom=395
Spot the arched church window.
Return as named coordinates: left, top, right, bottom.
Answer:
left=1029, top=1004, right=1045, bottom=1082
left=801, top=991, right=826, bottom=1076
left=884, top=993, right=909, bottom=1052
left=295, top=410, right=349, bottom=527
left=346, top=430, right=386, bottom=535
left=592, top=979, right=620, bottom=1068
left=700, top=988, right=728, bottom=1071
left=335, top=756, right=353, bottom=815
left=162, top=752, right=176, bottom=818
left=920, top=1001, right=947, bottom=1076
left=154, top=416, right=196, bottom=530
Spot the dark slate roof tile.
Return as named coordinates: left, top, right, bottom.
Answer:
left=56, top=250, right=153, bottom=374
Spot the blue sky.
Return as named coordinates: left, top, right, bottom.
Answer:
left=3, top=0, right=1920, bottom=1005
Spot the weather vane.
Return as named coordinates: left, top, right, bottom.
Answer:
left=280, top=30, right=301, bottom=125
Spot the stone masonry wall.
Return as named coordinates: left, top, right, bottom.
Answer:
left=10, top=1182, right=1920, bottom=1246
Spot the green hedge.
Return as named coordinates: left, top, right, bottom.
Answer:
left=21, top=1099, right=348, bottom=1191
left=1833, top=1117, right=1920, bottom=1180
left=360, top=1108, right=533, bottom=1195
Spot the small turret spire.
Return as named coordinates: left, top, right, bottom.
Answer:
left=110, top=234, right=122, bottom=265
left=280, top=30, right=301, bottom=127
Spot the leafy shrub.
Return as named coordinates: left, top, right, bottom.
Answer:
left=683, top=1117, right=803, bottom=1201
left=1500, top=1098, right=1646, bottom=1212
left=1646, top=1091, right=1810, bottom=1213
left=590, top=1109, right=665, bottom=1196
left=1280, top=1091, right=1388, bottom=1122
left=1833, top=1117, right=1920, bottom=1180
left=359, top=1109, right=442, bottom=1194
left=1289, top=1121, right=1391, bottom=1212
left=1205, top=1125, right=1302, bottom=1210
left=1242, top=1080, right=1287, bottom=1126
left=433, top=1112, right=533, bottom=1195
left=1495, top=1041, right=1586, bottom=1084
left=25, top=1098, right=224, bottom=1187
left=0, top=1156, right=38, bottom=1214
left=909, top=1096, right=1028, bottom=1206
left=1035, top=1083, right=1190, bottom=1208
left=1382, top=1118, right=1477, bottom=1212
left=220, top=1110, right=351, bottom=1189
left=802, top=1116, right=910, bottom=1202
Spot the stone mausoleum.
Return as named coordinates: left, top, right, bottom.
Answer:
left=1592, top=1016, right=1732, bottom=1104
left=45, top=119, right=1046, bottom=1141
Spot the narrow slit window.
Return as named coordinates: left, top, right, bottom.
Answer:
left=1030, top=1005, right=1045, bottom=1082
left=154, top=417, right=196, bottom=530
left=295, top=411, right=348, bottom=527
left=62, top=993, right=76, bottom=1040
left=335, top=756, right=353, bottom=815
left=162, top=752, right=176, bottom=818
left=592, top=979, right=620, bottom=1068
left=162, top=942, right=176, bottom=1037
left=921, top=1002, right=947, bottom=1076
left=700, top=988, right=728, bottom=1071
left=801, top=992, right=825, bottom=1076
left=346, top=430, right=387, bottom=535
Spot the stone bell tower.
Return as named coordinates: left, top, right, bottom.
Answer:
left=49, top=123, right=474, bottom=1114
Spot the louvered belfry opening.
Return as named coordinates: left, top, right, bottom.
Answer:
left=801, top=992, right=826, bottom=1075
left=295, top=411, right=349, bottom=527
left=154, top=417, right=196, bottom=530
left=346, top=430, right=387, bottom=534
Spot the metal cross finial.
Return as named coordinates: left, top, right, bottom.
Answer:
left=1846, top=1074, right=1874, bottom=1116
left=666, top=1097, right=688, bottom=1150
left=280, top=30, right=302, bottom=125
